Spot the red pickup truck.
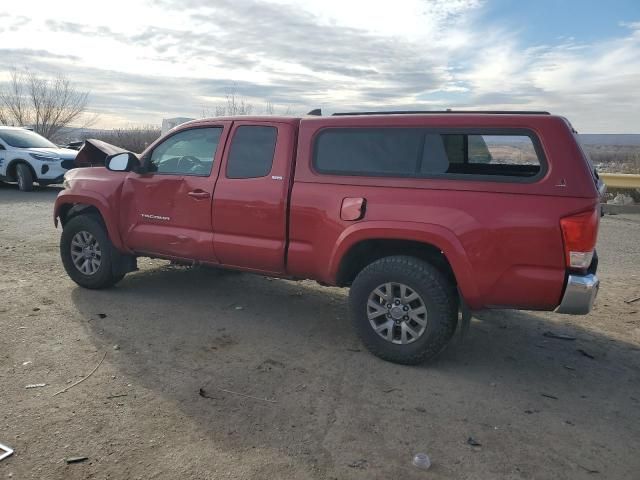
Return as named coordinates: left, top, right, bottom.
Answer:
left=54, top=111, right=602, bottom=364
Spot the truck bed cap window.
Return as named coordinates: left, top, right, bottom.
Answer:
left=314, top=128, right=543, bottom=180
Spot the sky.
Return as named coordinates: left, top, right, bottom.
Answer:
left=0, top=0, right=639, bottom=132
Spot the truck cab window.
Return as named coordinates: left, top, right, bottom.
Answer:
left=226, top=126, right=277, bottom=179
left=148, top=127, right=222, bottom=176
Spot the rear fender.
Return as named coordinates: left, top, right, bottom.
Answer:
left=328, top=221, right=481, bottom=308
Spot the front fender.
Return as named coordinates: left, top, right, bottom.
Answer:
left=54, top=190, right=126, bottom=251
left=328, top=220, right=481, bottom=308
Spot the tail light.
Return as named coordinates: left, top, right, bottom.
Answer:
left=560, top=208, right=599, bottom=270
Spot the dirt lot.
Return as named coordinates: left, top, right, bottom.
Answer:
left=1, top=183, right=639, bottom=480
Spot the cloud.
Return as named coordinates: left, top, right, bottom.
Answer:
left=45, top=20, right=127, bottom=42
left=0, top=0, right=638, bottom=132
left=454, top=22, right=640, bottom=132
left=0, top=48, right=313, bottom=125
left=0, top=48, right=81, bottom=65
left=1, top=0, right=473, bottom=124
left=142, top=0, right=450, bottom=96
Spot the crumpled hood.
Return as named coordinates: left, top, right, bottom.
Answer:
left=74, top=139, right=129, bottom=167
left=24, top=147, right=78, bottom=160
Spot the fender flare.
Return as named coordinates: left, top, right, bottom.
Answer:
left=6, top=159, right=37, bottom=181
left=54, top=191, right=126, bottom=251
left=327, top=220, right=481, bottom=307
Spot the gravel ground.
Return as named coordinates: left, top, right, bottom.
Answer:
left=0, top=183, right=639, bottom=480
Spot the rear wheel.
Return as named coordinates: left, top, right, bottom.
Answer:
left=60, top=215, right=124, bottom=289
left=349, top=255, right=458, bottom=365
left=16, top=163, right=34, bottom=192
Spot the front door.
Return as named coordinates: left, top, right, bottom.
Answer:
left=120, top=123, right=230, bottom=262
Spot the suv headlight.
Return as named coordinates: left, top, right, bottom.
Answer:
left=62, top=174, right=71, bottom=189
left=30, top=153, right=60, bottom=162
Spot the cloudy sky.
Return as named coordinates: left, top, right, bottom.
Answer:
left=1, top=0, right=639, bottom=132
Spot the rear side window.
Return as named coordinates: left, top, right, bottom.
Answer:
left=314, top=128, right=543, bottom=180
left=226, top=126, right=277, bottom=179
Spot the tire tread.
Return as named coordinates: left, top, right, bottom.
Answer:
left=349, top=255, right=458, bottom=365
left=60, top=214, right=124, bottom=289
left=16, top=163, right=34, bottom=192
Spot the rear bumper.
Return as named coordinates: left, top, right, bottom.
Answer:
left=555, top=274, right=599, bottom=315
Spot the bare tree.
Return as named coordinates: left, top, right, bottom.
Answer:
left=201, top=91, right=254, bottom=117
left=264, top=100, right=275, bottom=115
left=0, top=69, right=91, bottom=141
left=86, top=126, right=161, bottom=153
left=203, top=94, right=298, bottom=118
left=212, top=92, right=254, bottom=116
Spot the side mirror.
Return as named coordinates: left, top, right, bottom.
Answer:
left=106, top=152, right=138, bottom=172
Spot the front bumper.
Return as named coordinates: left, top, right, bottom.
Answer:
left=555, top=274, right=600, bottom=315
left=38, top=174, right=65, bottom=185
left=36, top=160, right=74, bottom=184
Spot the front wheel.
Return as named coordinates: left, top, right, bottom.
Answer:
left=16, top=163, right=34, bottom=192
left=60, top=214, right=124, bottom=289
left=349, top=256, right=458, bottom=365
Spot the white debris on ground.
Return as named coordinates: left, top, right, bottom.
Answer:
left=607, top=193, right=634, bottom=206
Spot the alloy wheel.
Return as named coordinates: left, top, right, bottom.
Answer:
left=70, top=231, right=102, bottom=275
left=367, top=282, right=428, bottom=344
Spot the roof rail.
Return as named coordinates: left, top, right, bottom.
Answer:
left=331, top=110, right=551, bottom=116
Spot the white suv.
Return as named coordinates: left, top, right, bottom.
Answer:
left=0, top=126, right=78, bottom=191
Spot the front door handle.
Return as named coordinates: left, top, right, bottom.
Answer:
left=188, top=190, right=211, bottom=199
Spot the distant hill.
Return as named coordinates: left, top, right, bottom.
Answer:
left=579, top=134, right=640, bottom=146
left=54, top=127, right=113, bottom=144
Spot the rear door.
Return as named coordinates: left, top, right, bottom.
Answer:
left=120, top=123, right=230, bottom=261
left=212, top=121, right=296, bottom=273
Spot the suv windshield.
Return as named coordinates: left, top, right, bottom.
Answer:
left=0, top=129, right=57, bottom=148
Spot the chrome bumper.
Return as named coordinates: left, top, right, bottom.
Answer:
left=555, top=274, right=600, bottom=315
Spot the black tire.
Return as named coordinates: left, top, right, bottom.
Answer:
left=349, top=255, right=458, bottom=365
left=60, top=214, right=124, bottom=289
left=16, top=163, right=34, bottom=192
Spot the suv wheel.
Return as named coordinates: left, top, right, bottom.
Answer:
left=60, top=214, right=124, bottom=289
left=16, top=163, right=34, bottom=192
left=349, top=255, right=458, bottom=365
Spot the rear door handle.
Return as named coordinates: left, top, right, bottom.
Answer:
left=188, top=190, right=211, bottom=199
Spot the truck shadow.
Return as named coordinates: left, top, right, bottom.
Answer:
left=69, top=264, right=640, bottom=477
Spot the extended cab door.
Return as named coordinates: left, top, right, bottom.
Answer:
left=212, top=121, right=296, bottom=273
left=120, top=123, right=230, bottom=262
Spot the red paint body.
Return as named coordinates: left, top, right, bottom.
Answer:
left=55, top=114, right=600, bottom=310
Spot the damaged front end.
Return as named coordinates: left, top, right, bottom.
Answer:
left=73, top=139, right=129, bottom=168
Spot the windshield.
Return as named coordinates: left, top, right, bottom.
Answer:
left=0, top=129, right=57, bottom=148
